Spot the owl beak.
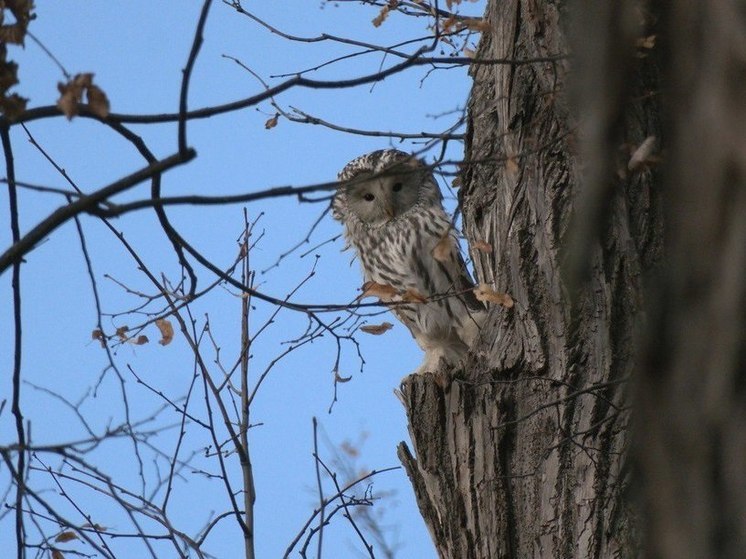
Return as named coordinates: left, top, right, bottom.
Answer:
left=384, top=203, right=395, bottom=219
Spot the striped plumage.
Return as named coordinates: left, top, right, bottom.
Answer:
left=333, top=149, right=486, bottom=374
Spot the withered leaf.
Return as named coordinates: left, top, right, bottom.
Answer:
left=441, top=15, right=458, bottom=33
left=0, top=0, right=34, bottom=45
left=55, top=531, right=79, bottom=543
left=115, top=326, right=129, bottom=341
left=0, top=93, right=28, bottom=120
left=133, top=335, right=149, bottom=345
left=91, top=329, right=106, bottom=348
left=403, top=289, right=428, bottom=304
left=334, top=370, right=352, bottom=383
left=57, top=83, right=80, bottom=120
left=361, top=281, right=398, bottom=300
left=0, top=0, right=33, bottom=44
left=156, top=318, right=174, bottom=346
left=86, top=85, right=110, bottom=118
left=57, top=73, right=93, bottom=119
left=628, top=135, right=657, bottom=171
left=340, top=440, right=359, bottom=458
left=360, top=322, right=394, bottom=335
left=472, top=241, right=492, bottom=253
left=432, top=234, right=453, bottom=262
left=474, top=283, right=514, bottom=308
left=636, top=35, right=656, bottom=49
left=57, top=73, right=109, bottom=120
left=264, top=114, right=279, bottom=129
left=51, top=550, right=64, bottom=559
left=0, top=25, right=25, bottom=44
left=372, top=6, right=390, bottom=27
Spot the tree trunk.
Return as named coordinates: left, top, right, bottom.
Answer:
left=397, top=1, right=662, bottom=557
left=638, top=3, right=746, bottom=558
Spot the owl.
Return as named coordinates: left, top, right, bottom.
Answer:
left=333, top=149, right=486, bottom=374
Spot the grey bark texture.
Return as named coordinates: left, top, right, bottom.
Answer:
left=397, top=1, right=663, bottom=557
left=638, top=2, right=746, bottom=559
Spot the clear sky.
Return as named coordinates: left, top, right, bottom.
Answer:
left=1, top=2, right=485, bottom=557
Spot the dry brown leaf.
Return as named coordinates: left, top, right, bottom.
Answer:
left=0, top=0, right=33, bottom=44
left=340, top=440, right=359, bottom=457
left=360, top=322, right=394, bottom=335
left=372, top=6, right=390, bottom=27
left=432, top=234, right=453, bottom=262
left=86, top=84, right=110, bottom=118
left=505, top=156, right=519, bottom=176
left=115, top=326, right=129, bottom=341
left=334, top=370, right=352, bottom=383
left=133, top=335, right=149, bottom=345
left=0, top=23, right=25, bottom=44
left=156, top=318, right=174, bottom=346
left=55, top=531, right=79, bottom=543
left=57, top=73, right=109, bottom=120
left=636, top=34, right=656, bottom=49
left=91, top=329, right=106, bottom=348
left=472, top=241, right=492, bottom=253
left=51, top=550, right=64, bottom=559
left=451, top=176, right=462, bottom=188
left=441, top=15, right=458, bottom=33
left=361, top=281, right=398, bottom=300
left=0, top=93, right=28, bottom=120
left=264, top=114, right=279, bottom=129
left=76, top=73, right=93, bottom=88
left=628, top=135, right=657, bottom=171
left=474, top=283, right=514, bottom=308
left=57, top=81, right=80, bottom=119
left=57, top=74, right=92, bottom=119
left=403, top=289, right=428, bottom=304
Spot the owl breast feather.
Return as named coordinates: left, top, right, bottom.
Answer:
left=347, top=205, right=478, bottom=341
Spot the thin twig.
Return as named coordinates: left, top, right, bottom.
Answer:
left=1, top=122, right=27, bottom=559
left=313, top=418, right=325, bottom=559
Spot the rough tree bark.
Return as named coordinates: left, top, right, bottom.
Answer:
left=397, top=1, right=662, bottom=557
left=638, top=3, right=746, bottom=559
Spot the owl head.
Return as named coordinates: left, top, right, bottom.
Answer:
left=333, top=149, right=441, bottom=227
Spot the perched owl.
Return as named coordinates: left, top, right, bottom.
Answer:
left=333, top=149, right=486, bottom=374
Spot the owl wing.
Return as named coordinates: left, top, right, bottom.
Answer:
left=433, top=230, right=485, bottom=312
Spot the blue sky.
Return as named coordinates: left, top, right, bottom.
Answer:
left=1, top=2, right=485, bottom=557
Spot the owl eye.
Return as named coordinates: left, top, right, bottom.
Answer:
left=392, top=182, right=404, bottom=192
left=363, top=193, right=375, bottom=201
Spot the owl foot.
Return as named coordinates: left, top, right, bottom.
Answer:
left=412, top=348, right=455, bottom=375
